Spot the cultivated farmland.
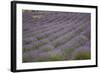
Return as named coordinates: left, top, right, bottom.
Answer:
left=22, top=10, right=91, bottom=63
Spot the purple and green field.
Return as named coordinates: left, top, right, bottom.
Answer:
left=22, top=10, right=91, bottom=63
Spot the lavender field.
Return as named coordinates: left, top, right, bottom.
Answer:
left=22, top=10, right=91, bottom=63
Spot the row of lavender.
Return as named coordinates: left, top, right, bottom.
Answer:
left=22, top=10, right=91, bottom=62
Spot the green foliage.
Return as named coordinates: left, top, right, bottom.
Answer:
left=42, top=47, right=52, bottom=52
left=23, top=56, right=33, bottom=62
left=53, top=42, right=60, bottom=48
left=63, top=47, right=74, bottom=55
left=42, top=39, right=49, bottom=44
left=45, top=33, right=50, bottom=37
left=23, top=39, right=49, bottom=52
left=62, top=48, right=74, bottom=59
left=36, top=57, right=48, bottom=62
left=74, top=51, right=91, bottom=60
left=33, top=41, right=47, bottom=49
left=23, top=45, right=39, bottom=52
left=23, top=48, right=32, bottom=52
left=48, top=53, right=64, bottom=61
left=32, top=33, right=35, bottom=36
left=53, top=41, right=63, bottom=48
left=36, top=34, right=50, bottom=40
left=36, top=36, right=43, bottom=40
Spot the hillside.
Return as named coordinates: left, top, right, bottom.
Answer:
left=22, top=10, right=91, bottom=63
